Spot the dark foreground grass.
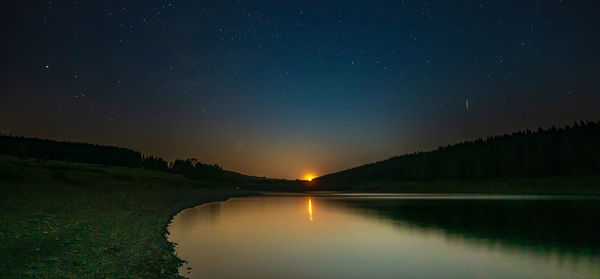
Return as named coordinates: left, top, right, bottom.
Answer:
left=0, top=155, right=250, bottom=278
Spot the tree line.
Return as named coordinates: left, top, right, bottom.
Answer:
left=314, top=121, right=600, bottom=186
left=0, top=135, right=237, bottom=182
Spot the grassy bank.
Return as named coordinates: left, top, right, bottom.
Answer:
left=0, top=155, right=250, bottom=278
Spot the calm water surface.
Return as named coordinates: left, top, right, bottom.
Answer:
left=168, top=194, right=600, bottom=279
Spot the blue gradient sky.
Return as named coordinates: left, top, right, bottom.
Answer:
left=1, top=1, right=599, bottom=178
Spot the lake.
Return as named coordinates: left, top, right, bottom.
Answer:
left=168, top=194, right=600, bottom=278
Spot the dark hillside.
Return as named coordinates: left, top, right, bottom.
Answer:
left=0, top=135, right=304, bottom=189
left=0, top=136, right=142, bottom=167
left=314, top=121, right=600, bottom=189
left=0, top=135, right=246, bottom=184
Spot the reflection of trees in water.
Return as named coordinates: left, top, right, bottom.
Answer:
left=177, top=202, right=222, bottom=226
left=202, top=203, right=222, bottom=224
left=329, top=199, right=600, bottom=258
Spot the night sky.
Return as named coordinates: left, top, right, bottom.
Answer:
left=1, top=1, right=599, bottom=179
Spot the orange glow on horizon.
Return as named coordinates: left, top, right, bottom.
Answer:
left=303, top=174, right=315, bottom=181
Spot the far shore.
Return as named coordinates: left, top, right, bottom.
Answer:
left=308, top=176, right=600, bottom=195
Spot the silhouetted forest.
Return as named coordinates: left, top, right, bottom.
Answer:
left=3, top=121, right=599, bottom=189
left=0, top=136, right=143, bottom=167
left=169, top=158, right=245, bottom=182
left=0, top=135, right=240, bottom=182
left=315, top=121, right=600, bottom=187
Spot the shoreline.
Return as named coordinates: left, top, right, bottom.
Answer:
left=164, top=195, right=256, bottom=278
left=309, top=176, right=600, bottom=195
left=2, top=154, right=598, bottom=277
left=0, top=155, right=254, bottom=278
left=165, top=196, right=235, bottom=278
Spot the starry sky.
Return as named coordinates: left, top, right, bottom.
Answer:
left=1, top=1, right=599, bottom=179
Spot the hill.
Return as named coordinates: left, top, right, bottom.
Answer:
left=313, top=121, right=600, bottom=192
left=0, top=135, right=253, bottom=184
left=0, top=134, right=306, bottom=191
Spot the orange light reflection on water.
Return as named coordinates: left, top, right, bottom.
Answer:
left=308, top=198, right=314, bottom=221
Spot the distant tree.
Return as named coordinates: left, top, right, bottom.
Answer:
left=141, top=156, right=169, bottom=171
